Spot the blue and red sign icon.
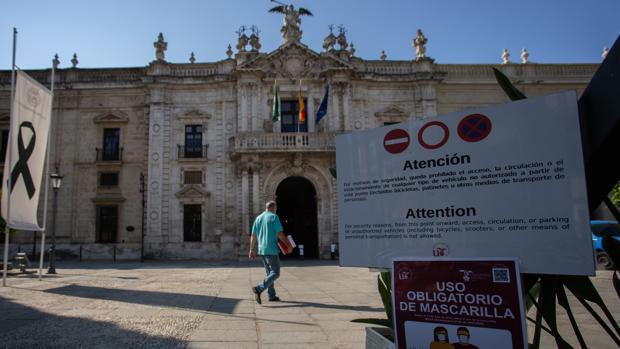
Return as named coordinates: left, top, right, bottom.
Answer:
left=458, top=113, right=492, bottom=142
left=383, top=129, right=410, bottom=154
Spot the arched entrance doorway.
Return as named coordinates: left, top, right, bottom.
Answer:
left=276, top=176, right=318, bottom=259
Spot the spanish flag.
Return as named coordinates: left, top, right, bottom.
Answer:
left=298, top=85, right=306, bottom=123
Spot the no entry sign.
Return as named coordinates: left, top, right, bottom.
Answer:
left=458, top=114, right=492, bottom=142
left=384, top=129, right=410, bottom=154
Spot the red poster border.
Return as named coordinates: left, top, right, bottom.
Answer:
left=391, top=257, right=528, bottom=349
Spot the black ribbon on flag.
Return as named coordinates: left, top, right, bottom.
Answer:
left=10, top=121, right=37, bottom=199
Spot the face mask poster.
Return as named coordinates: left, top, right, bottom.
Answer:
left=335, top=91, right=594, bottom=276
left=392, top=258, right=527, bottom=349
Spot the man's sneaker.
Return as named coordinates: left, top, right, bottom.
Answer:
left=251, top=287, right=262, bottom=304
left=269, top=296, right=281, bottom=302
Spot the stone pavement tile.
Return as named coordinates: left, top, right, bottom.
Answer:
left=186, top=341, right=258, bottom=349
left=260, top=343, right=331, bottom=349
left=260, top=330, right=328, bottom=343
left=255, top=313, right=314, bottom=323
left=318, top=320, right=370, bottom=331
left=324, top=329, right=367, bottom=343
left=257, top=321, right=320, bottom=332
left=309, top=312, right=365, bottom=321
left=189, top=329, right=258, bottom=342
left=198, top=319, right=256, bottom=330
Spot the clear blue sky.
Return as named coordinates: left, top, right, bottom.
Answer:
left=1, top=0, right=618, bottom=70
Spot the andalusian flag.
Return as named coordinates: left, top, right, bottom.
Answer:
left=298, top=85, right=306, bottom=123
left=271, top=82, right=281, bottom=122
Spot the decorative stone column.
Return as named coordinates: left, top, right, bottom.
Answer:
left=146, top=85, right=166, bottom=257
left=252, top=167, right=260, bottom=215
left=241, top=168, right=250, bottom=236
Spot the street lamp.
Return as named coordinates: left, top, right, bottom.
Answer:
left=47, top=170, right=63, bottom=274
left=139, top=172, right=145, bottom=262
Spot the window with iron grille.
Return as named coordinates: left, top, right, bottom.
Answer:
left=280, top=100, right=307, bottom=133
left=99, top=172, right=119, bottom=187
left=102, top=128, right=120, bottom=160
left=184, top=125, right=203, bottom=158
left=183, top=170, right=202, bottom=185
left=96, top=205, right=118, bottom=243
left=183, top=204, right=202, bottom=242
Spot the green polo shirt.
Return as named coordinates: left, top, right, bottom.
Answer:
left=251, top=211, right=283, bottom=255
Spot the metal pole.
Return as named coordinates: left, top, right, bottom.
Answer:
left=47, top=187, right=58, bottom=274
left=32, top=232, right=36, bottom=260
left=38, top=233, right=45, bottom=280
left=140, top=173, right=145, bottom=262
left=3, top=28, right=18, bottom=287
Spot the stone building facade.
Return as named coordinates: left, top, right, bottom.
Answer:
left=0, top=16, right=598, bottom=260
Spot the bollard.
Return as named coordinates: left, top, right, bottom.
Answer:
left=299, top=244, right=304, bottom=260
left=330, top=243, right=337, bottom=260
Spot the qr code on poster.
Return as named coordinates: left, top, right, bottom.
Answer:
left=492, top=268, right=510, bottom=283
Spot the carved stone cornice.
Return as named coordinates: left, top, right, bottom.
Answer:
left=93, top=110, right=130, bottom=124
left=375, top=105, right=408, bottom=119
left=177, top=108, right=212, bottom=120
left=175, top=184, right=210, bottom=199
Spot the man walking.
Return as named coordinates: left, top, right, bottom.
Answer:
left=249, top=201, right=292, bottom=304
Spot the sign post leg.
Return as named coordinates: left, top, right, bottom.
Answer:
left=38, top=232, right=46, bottom=281
left=2, top=228, right=9, bottom=286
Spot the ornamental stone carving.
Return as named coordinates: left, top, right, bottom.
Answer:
left=269, top=3, right=313, bottom=43
left=236, top=26, right=249, bottom=52
left=521, top=48, right=529, bottom=64
left=501, top=48, right=510, bottom=64
left=154, top=33, right=167, bottom=62
left=71, top=53, right=79, bottom=68
left=337, top=25, right=348, bottom=50
left=412, top=29, right=428, bottom=61
left=323, top=25, right=336, bottom=51
left=602, top=47, right=609, bottom=59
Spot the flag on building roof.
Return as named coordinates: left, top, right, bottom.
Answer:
left=315, top=85, right=329, bottom=124
left=298, top=82, right=306, bottom=124
left=271, top=82, right=281, bottom=122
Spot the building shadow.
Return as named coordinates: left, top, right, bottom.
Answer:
left=0, top=296, right=189, bottom=348
left=266, top=300, right=383, bottom=313
left=43, top=284, right=240, bottom=313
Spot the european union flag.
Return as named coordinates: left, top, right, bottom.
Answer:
left=315, top=86, right=329, bottom=124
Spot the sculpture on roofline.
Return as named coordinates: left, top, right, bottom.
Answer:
left=269, top=0, right=313, bottom=43
left=154, top=33, right=167, bottom=62
left=521, top=48, right=529, bottom=64
left=413, top=29, right=428, bottom=61
left=501, top=48, right=510, bottom=64
left=322, top=24, right=336, bottom=51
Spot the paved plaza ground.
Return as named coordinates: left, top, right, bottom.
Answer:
left=0, top=260, right=618, bottom=348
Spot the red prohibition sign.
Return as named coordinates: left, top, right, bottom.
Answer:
left=458, top=113, right=492, bottom=142
left=418, top=121, right=449, bottom=149
left=383, top=128, right=410, bottom=154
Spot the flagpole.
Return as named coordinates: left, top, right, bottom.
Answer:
left=38, top=55, right=56, bottom=281
left=3, top=28, right=17, bottom=287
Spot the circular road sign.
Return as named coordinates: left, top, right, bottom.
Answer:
left=418, top=121, right=449, bottom=150
left=458, top=113, right=492, bottom=142
left=384, top=129, right=410, bottom=154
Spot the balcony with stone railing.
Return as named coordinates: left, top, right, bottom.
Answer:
left=231, top=132, right=337, bottom=154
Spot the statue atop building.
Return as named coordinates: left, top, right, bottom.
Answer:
left=322, top=25, right=336, bottom=51
left=249, top=25, right=262, bottom=52
left=337, top=25, right=348, bottom=51
left=269, top=1, right=313, bottom=43
left=154, top=33, right=167, bottom=62
left=236, top=26, right=249, bottom=52
left=412, top=29, right=428, bottom=61
left=501, top=48, right=510, bottom=64
left=521, top=48, right=530, bottom=64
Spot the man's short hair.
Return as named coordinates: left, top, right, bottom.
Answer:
left=266, top=201, right=277, bottom=210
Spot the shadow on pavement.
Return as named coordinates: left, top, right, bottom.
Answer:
left=267, top=300, right=382, bottom=313
left=43, top=284, right=240, bottom=313
left=0, top=296, right=188, bottom=348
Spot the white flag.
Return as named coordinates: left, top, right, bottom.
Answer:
left=1, top=70, right=51, bottom=230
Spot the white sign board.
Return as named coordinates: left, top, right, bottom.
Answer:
left=336, top=91, right=594, bottom=275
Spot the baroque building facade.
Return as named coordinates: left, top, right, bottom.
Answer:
left=0, top=16, right=599, bottom=260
